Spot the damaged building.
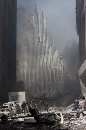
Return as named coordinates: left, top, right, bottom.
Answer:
left=16, top=6, right=64, bottom=99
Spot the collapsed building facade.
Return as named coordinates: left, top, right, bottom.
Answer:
left=76, top=0, right=86, bottom=96
left=17, top=6, right=64, bottom=99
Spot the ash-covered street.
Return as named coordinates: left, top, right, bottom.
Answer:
left=0, top=95, right=86, bottom=129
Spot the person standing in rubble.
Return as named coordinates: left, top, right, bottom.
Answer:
left=74, top=99, right=79, bottom=110
left=16, top=104, right=21, bottom=114
left=25, top=102, right=29, bottom=113
left=76, top=109, right=80, bottom=118
left=84, top=100, right=86, bottom=110
left=82, top=96, right=86, bottom=110
left=21, top=101, right=27, bottom=113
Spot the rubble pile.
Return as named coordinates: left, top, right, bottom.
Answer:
left=63, top=114, right=86, bottom=130
left=0, top=101, right=69, bottom=130
left=69, top=118, right=86, bottom=130
left=0, top=95, right=86, bottom=129
left=62, top=95, right=86, bottom=130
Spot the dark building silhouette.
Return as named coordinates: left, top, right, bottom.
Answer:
left=0, top=0, right=17, bottom=103
left=76, top=0, right=85, bottom=65
left=76, top=0, right=86, bottom=96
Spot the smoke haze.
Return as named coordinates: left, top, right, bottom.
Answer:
left=17, top=0, right=78, bottom=51
left=17, top=0, right=81, bottom=104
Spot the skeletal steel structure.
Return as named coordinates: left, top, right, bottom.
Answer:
left=17, top=6, right=64, bottom=98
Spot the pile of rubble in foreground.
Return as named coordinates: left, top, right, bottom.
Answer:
left=62, top=113, right=86, bottom=130
left=60, top=96, right=86, bottom=130
left=47, top=95, right=86, bottom=130
left=0, top=96, right=86, bottom=129
left=69, top=118, right=86, bottom=130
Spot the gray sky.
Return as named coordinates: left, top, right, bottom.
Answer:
left=17, top=0, right=78, bottom=52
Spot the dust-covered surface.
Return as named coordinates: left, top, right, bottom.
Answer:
left=0, top=96, right=86, bottom=130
